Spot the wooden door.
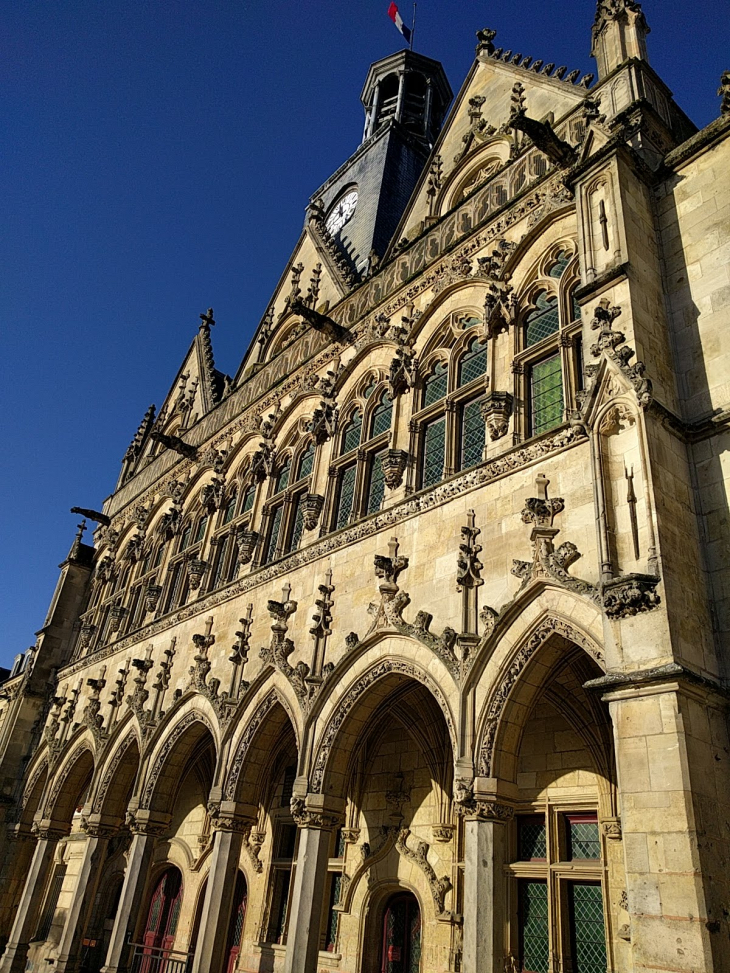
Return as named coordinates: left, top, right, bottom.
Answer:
left=224, top=872, right=248, bottom=973
left=380, top=893, right=421, bottom=973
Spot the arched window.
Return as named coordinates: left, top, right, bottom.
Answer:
left=296, top=442, right=316, bottom=481
left=222, top=492, right=237, bottom=526
left=179, top=521, right=193, bottom=552
left=423, top=361, right=448, bottom=407
left=458, top=337, right=488, bottom=387
left=274, top=459, right=291, bottom=494
left=341, top=410, right=362, bottom=454
left=526, top=292, right=560, bottom=347
left=369, top=392, right=392, bottom=438
left=241, top=483, right=256, bottom=514
left=194, top=515, right=208, bottom=544
left=548, top=250, right=571, bottom=278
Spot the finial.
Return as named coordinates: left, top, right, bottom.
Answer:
left=76, top=519, right=87, bottom=541
left=388, top=537, right=400, bottom=561
left=199, top=308, right=215, bottom=329
left=535, top=473, right=550, bottom=501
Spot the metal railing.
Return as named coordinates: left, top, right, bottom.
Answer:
left=128, top=943, right=193, bottom=973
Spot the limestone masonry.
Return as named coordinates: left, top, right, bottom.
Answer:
left=1, top=4, right=729, bottom=972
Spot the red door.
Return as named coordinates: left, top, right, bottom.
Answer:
left=142, top=867, right=183, bottom=968
left=224, top=872, right=248, bottom=973
left=381, top=893, right=421, bottom=973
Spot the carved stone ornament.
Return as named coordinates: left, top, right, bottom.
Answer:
left=250, top=440, right=275, bottom=484
left=587, top=299, right=653, bottom=409
left=289, top=797, right=341, bottom=831
left=602, top=573, right=661, bottom=618
left=395, top=828, right=452, bottom=917
left=301, top=493, right=324, bottom=531
left=431, top=254, right=473, bottom=295
left=108, top=606, right=128, bottom=634
left=454, top=796, right=515, bottom=822
left=602, top=817, right=622, bottom=839
left=234, top=527, right=259, bottom=566
left=719, top=71, right=730, bottom=115
left=144, top=584, right=162, bottom=614
left=201, top=477, right=225, bottom=513
left=260, top=584, right=317, bottom=709
left=187, top=559, right=207, bottom=591
left=480, top=391, right=514, bottom=441
left=432, top=824, right=455, bottom=843
left=388, top=345, right=418, bottom=399
left=483, top=281, right=519, bottom=338
left=308, top=397, right=339, bottom=445
left=78, top=624, right=96, bottom=652
left=454, top=93, right=497, bottom=163
left=381, top=449, right=409, bottom=489
left=476, top=239, right=517, bottom=281
left=512, top=474, right=599, bottom=602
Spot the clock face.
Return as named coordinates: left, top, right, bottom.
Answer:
left=325, top=189, right=358, bottom=236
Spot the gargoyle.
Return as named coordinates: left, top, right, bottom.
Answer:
left=509, top=112, right=577, bottom=168
left=289, top=299, right=351, bottom=344
left=149, top=431, right=198, bottom=460
left=70, top=506, right=111, bottom=527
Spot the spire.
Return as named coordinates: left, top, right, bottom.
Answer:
left=591, top=0, right=650, bottom=79
left=198, top=307, right=221, bottom=407
left=124, top=403, right=156, bottom=461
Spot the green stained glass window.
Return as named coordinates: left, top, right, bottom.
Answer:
left=153, top=544, right=165, bottom=568
left=568, top=816, right=600, bottom=860
left=526, top=292, right=560, bottom=347
left=212, top=535, right=230, bottom=588
left=422, top=416, right=445, bottom=488
left=223, top=493, right=237, bottom=525
left=460, top=315, right=480, bottom=329
left=460, top=398, right=485, bottom=470
left=548, top=250, right=571, bottom=278
left=297, top=442, right=315, bottom=480
left=370, top=393, right=392, bottom=438
left=423, top=361, right=448, bottom=406
left=336, top=465, right=357, bottom=529
left=520, top=880, right=549, bottom=973
left=194, top=516, right=207, bottom=543
left=263, top=505, right=283, bottom=564
left=458, top=338, right=488, bottom=387
left=242, top=484, right=256, bottom=513
left=531, top=354, right=564, bottom=435
left=180, top=522, right=192, bottom=551
left=275, top=461, right=290, bottom=494
left=325, top=874, right=341, bottom=951
left=569, top=884, right=607, bottom=973
left=571, top=290, right=581, bottom=323
left=288, top=494, right=305, bottom=552
left=367, top=449, right=387, bottom=514
left=518, top=816, right=547, bottom=860
left=363, top=377, right=376, bottom=398
left=342, top=410, right=362, bottom=454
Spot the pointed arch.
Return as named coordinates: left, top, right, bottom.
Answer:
left=139, top=709, right=218, bottom=812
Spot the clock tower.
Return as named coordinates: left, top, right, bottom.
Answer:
left=307, top=49, right=452, bottom=279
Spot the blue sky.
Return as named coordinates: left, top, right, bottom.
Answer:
left=2, top=0, right=727, bottom=668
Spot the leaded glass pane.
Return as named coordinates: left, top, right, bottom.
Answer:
left=531, top=354, right=564, bottom=435
left=458, top=339, right=488, bottom=387
left=325, top=875, right=341, bottom=950
left=342, top=411, right=362, bottom=454
left=526, top=292, right=560, bottom=347
left=275, top=461, right=290, bottom=494
left=568, top=818, right=600, bottom=860
left=242, top=484, right=256, bottom=513
left=194, top=516, right=207, bottom=543
left=570, top=884, right=607, bottom=973
left=288, top=495, right=305, bottom=552
left=460, top=398, right=485, bottom=470
left=297, top=443, right=315, bottom=480
left=212, top=535, right=231, bottom=588
left=363, top=378, right=376, bottom=398
left=223, top=493, right=237, bottom=525
left=461, top=315, right=480, bottom=329
left=518, top=817, right=547, bottom=860
left=263, top=505, right=283, bottom=564
left=367, top=450, right=386, bottom=514
left=336, top=465, right=357, bottom=530
left=180, top=523, right=192, bottom=551
left=422, top=416, right=445, bottom=488
left=548, top=250, right=570, bottom=278
left=571, top=291, right=581, bottom=322
left=520, top=881, right=549, bottom=973
left=370, top=394, right=392, bottom=438
left=423, top=361, right=448, bottom=406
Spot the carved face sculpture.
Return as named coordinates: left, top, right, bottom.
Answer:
left=325, top=189, right=358, bottom=236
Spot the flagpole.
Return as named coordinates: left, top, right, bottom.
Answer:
left=411, top=2, right=416, bottom=50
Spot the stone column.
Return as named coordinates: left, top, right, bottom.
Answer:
left=461, top=799, right=513, bottom=973
left=55, top=821, right=116, bottom=973
left=100, top=811, right=169, bottom=973
left=283, top=795, right=342, bottom=973
left=602, top=680, right=721, bottom=973
left=0, top=825, right=65, bottom=973
left=191, top=802, right=256, bottom=973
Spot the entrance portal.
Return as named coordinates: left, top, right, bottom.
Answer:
left=380, top=892, right=421, bottom=973
left=142, top=867, right=183, bottom=952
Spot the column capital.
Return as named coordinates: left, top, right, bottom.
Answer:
left=457, top=799, right=514, bottom=823
left=31, top=819, right=67, bottom=841
left=290, top=793, right=343, bottom=831
left=125, top=809, right=171, bottom=836
left=79, top=813, right=120, bottom=839
left=208, top=800, right=257, bottom=834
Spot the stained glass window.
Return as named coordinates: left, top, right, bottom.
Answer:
left=367, top=450, right=387, bottom=514
left=223, top=493, right=237, bottom=525
left=518, top=816, right=547, bottom=861
left=458, top=338, right=488, bottom=387
left=212, top=535, right=231, bottom=588
left=570, top=289, right=581, bottom=322
left=336, top=465, right=357, bottom=530
left=548, top=250, right=571, bottom=278
left=567, top=816, right=600, bottom=860
left=288, top=494, right=305, bottom=553
left=370, top=393, right=392, bottom=438
left=194, top=516, right=207, bottom=544
left=263, top=505, right=283, bottom=564
left=520, top=880, right=549, bottom=973
left=275, top=461, right=290, bottom=494
left=341, top=410, right=362, bottom=454
left=526, top=292, right=560, bottom=347
left=325, top=875, right=341, bottom=951
left=242, top=483, right=256, bottom=513
left=297, top=442, right=315, bottom=480
left=569, top=884, right=607, bottom=973
left=363, top=377, right=376, bottom=398
left=531, top=354, right=564, bottom=435
left=180, top=522, right=192, bottom=551
left=460, top=398, right=485, bottom=470
left=422, top=416, right=445, bottom=488
left=423, top=361, right=448, bottom=406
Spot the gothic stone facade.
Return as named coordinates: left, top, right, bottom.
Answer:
left=1, top=5, right=729, bottom=973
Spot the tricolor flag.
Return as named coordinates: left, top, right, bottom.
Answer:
left=388, top=3, right=412, bottom=44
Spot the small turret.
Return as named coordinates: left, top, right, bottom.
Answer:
left=361, top=50, right=452, bottom=145
left=591, top=0, right=650, bottom=79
